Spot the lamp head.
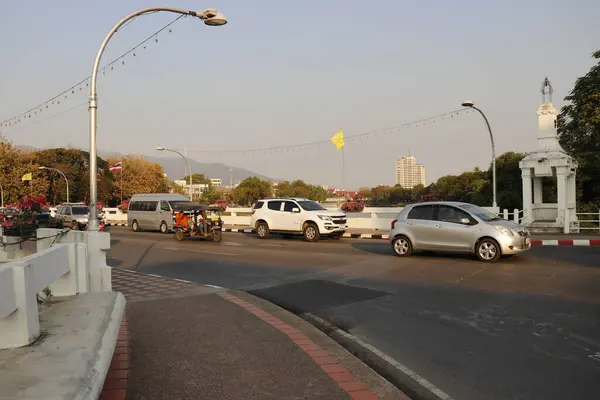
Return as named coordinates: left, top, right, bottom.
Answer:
left=156, top=146, right=166, bottom=151
left=197, top=8, right=227, bottom=26
left=461, top=100, right=475, bottom=107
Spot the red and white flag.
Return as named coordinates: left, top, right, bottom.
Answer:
left=108, top=161, right=123, bottom=172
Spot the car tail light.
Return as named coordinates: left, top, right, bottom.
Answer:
left=391, top=219, right=397, bottom=229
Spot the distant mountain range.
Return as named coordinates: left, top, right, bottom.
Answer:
left=17, top=146, right=277, bottom=184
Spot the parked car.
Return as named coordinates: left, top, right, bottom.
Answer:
left=389, top=201, right=531, bottom=262
left=250, top=198, right=347, bottom=241
left=127, top=193, right=192, bottom=233
left=0, top=207, right=20, bottom=221
left=55, top=203, right=91, bottom=230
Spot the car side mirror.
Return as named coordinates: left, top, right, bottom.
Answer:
left=460, top=218, right=471, bottom=225
left=292, top=208, right=300, bottom=213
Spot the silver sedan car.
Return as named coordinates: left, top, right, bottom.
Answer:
left=389, top=201, right=531, bottom=262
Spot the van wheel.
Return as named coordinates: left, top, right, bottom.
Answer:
left=160, top=221, right=168, bottom=234
left=476, top=238, right=501, bottom=262
left=392, top=235, right=413, bottom=257
left=303, top=223, right=320, bottom=242
left=256, top=222, right=270, bottom=239
left=132, top=220, right=140, bottom=232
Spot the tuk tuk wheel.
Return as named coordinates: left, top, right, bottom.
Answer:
left=212, top=229, right=222, bottom=242
left=175, top=229, right=186, bottom=241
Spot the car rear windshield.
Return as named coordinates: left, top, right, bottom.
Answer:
left=253, top=201, right=264, bottom=209
left=72, top=206, right=89, bottom=215
left=297, top=201, right=326, bottom=211
left=459, top=204, right=502, bottom=222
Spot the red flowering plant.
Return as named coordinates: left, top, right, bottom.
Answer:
left=1, top=196, right=49, bottom=237
left=341, top=194, right=366, bottom=212
left=210, top=197, right=229, bottom=212
left=117, top=200, right=129, bottom=213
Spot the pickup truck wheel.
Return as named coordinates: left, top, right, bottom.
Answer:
left=303, top=223, right=320, bottom=242
left=256, top=222, right=270, bottom=239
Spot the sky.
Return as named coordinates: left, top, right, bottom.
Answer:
left=1, top=0, right=599, bottom=189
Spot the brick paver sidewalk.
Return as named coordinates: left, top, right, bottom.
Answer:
left=102, top=268, right=409, bottom=400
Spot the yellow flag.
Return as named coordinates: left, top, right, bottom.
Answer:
left=331, top=129, right=345, bottom=150
left=21, top=173, right=32, bottom=181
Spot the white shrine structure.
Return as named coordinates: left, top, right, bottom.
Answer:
left=519, top=78, right=578, bottom=233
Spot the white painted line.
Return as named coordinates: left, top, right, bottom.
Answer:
left=222, top=241, right=242, bottom=246
left=343, top=233, right=352, bottom=238
left=148, top=274, right=162, bottom=278
left=382, top=234, right=389, bottom=239
left=173, top=278, right=193, bottom=283
left=542, top=240, right=559, bottom=246
left=307, top=314, right=454, bottom=400
left=231, top=228, right=239, bottom=232
left=573, top=240, right=591, bottom=246
left=204, top=284, right=223, bottom=289
left=160, top=246, right=236, bottom=256
left=243, top=229, right=254, bottom=233
left=361, top=234, right=373, bottom=239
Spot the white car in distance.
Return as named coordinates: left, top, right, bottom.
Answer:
left=250, top=198, right=347, bottom=241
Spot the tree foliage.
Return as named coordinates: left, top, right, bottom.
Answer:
left=558, top=50, right=600, bottom=206
left=274, top=180, right=328, bottom=202
left=0, top=138, right=49, bottom=205
left=106, top=155, right=169, bottom=200
left=233, top=177, right=273, bottom=206
left=182, top=173, right=211, bottom=184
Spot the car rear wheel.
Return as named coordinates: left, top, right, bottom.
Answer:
left=392, top=235, right=413, bottom=257
left=256, top=222, right=270, bottom=239
left=132, top=220, right=140, bottom=232
left=476, top=238, right=501, bottom=262
left=160, top=221, right=168, bottom=234
left=303, top=223, right=320, bottom=242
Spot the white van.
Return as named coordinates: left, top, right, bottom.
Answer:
left=127, top=194, right=191, bottom=233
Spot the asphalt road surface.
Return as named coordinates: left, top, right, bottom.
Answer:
left=108, top=228, right=600, bottom=400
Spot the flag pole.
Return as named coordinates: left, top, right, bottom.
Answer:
left=341, top=146, right=346, bottom=197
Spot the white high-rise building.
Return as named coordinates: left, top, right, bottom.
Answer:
left=395, top=155, right=425, bottom=188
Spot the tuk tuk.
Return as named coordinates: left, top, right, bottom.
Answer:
left=172, top=203, right=223, bottom=242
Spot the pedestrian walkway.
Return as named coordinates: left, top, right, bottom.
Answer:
left=102, top=268, right=410, bottom=400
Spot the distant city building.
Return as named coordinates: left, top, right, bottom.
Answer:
left=173, top=179, right=209, bottom=196
left=210, top=178, right=222, bottom=187
left=395, top=155, right=425, bottom=188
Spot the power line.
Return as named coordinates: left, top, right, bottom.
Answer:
left=171, top=108, right=471, bottom=156
left=2, top=102, right=88, bottom=134
left=0, top=14, right=187, bottom=129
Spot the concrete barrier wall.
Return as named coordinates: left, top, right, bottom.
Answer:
left=99, top=206, right=520, bottom=230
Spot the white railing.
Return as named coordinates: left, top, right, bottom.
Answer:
left=61, top=205, right=526, bottom=231
left=0, top=229, right=112, bottom=349
left=571, top=211, right=600, bottom=232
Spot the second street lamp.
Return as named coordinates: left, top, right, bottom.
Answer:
left=87, top=7, right=227, bottom=231
left=461, top=100, right=497, bottom=209
left=157, top=146, right=193, bottom=201
left=39, top=166, right=70, bottom=203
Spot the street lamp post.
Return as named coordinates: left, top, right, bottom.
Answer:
left=39, top=166, right=70, bottom=203
left=156, top=146, right=193, bottom=201
left=0, top=184, right=4, bottom=208
left=461, top=100, right=497, bottom=208
left=87, top=7, right=227, bottom=231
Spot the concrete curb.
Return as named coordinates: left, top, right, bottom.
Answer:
left=301, top=313, right=454, bottom=400
left=83, top=292, right=126, bottom=400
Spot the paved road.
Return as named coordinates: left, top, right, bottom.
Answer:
left=108, top=228, right=600, bottom=400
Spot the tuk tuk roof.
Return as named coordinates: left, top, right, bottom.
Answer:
left=172, top=202, right=221, bottom=212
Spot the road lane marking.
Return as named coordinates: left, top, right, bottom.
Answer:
left=222, top=241, right=242, bottom=246
left=160, top=246, right=236, bottom=256
left=204, top=284, right=223, bottom=289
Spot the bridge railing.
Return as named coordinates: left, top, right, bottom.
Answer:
left=0, top=229, right=111, bottom=349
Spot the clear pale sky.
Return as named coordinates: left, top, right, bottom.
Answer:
left=1, top=0, right=598, bottom=189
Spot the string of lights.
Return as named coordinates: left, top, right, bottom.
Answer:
left=0, top=14, right=187, bottom=129
left=171, top=108, right=472, bottom=157
left=2, top=102, right=88, bottom=134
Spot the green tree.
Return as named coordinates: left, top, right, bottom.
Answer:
left=182, top=173, right=211, bottom=184
left=558, top=50, right=600, bottom=206
left=233, top=177, right=273, bottom=206
left=274, top=180, right=327, bottom=202
left=0, top=137, right=49, bottom=204
left=200, top=184, right=221, bottom=204
left=106, top=155, right=168, bottom=201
